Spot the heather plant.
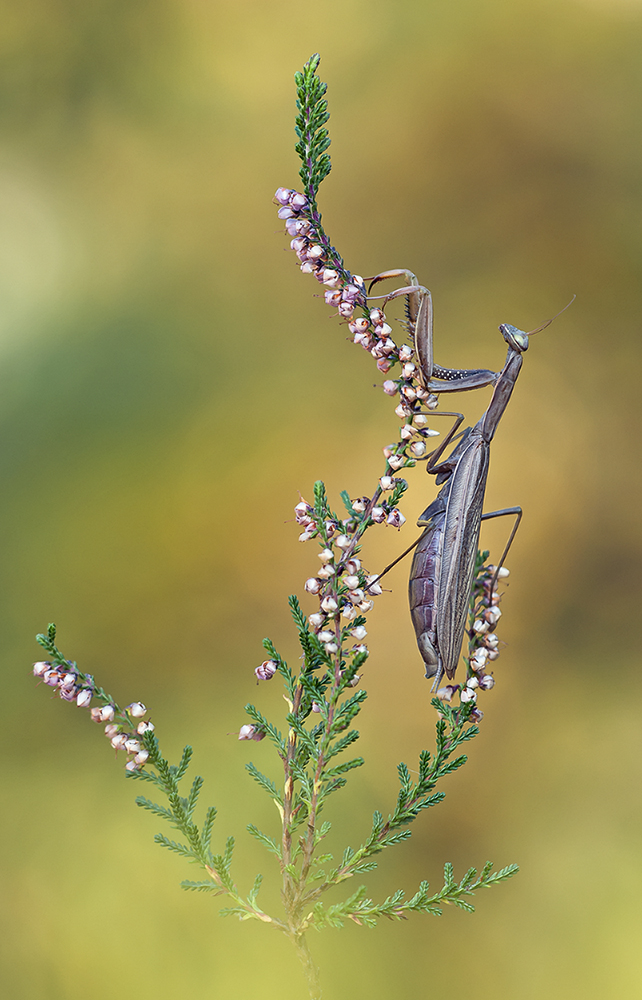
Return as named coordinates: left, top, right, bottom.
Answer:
left=31, top=54, right=518, bottom=1000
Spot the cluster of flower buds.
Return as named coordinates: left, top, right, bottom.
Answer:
left=434, top=563, right=510, bottom=722
left=33, top=660, right=153, bottom=771
left=33, top=659, right=94, bottom=707
left=275, top=187, right=441, bottom=472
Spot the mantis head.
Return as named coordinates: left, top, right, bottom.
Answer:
left=499, top=294, right=576, bottom=354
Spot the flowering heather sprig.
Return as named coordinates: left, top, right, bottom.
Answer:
left=33, top=623, right=152, bottom=772
left=434, top=551, right=511, bottom=722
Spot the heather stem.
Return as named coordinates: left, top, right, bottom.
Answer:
left=293, top=933, right=322, bottom=1000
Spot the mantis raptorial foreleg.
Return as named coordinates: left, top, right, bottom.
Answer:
left=366, top=269, right=499, bottom=393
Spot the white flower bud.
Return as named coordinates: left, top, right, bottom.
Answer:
left=371, top=506, right=386, bottom=523
left=336, top=534, right=350, bottom=549
left=352, top=644, right=368, bottom=655
left=324, top=642, right=338, bottom=655
left=347, top=673, right=361, bottom=687
left=345, top=558, right=361, bottom=573
left=395, top=402, right=412, bottom=419
left=125, top=738, right=141, bottom=754
left=402, top=362, right=416, bottom=378
left=399, top=344, right=414, bottom=361
left=341, top=603, right=357, bottom=620
left=134, top=749, right=150, bottom=765
left=400, top=424, right=414, bottom=440
left=137, top=720, right=155, bottom=734
left=322, top=268, right=339, bottom=286
left=466, top=677, right=479, bottom=690
left=344, top=574, right=360, bottom=589
left=365, top=576, right=383, bottom=596
left=472, top=619, right=489, bottom=634
left=479, top=674, right=495, bottom=690
left=105, top=724, right=121, bottom=738
left=125, top=760, right=140, bottom=772
left=348, top=588, right=365, bottom=604
left=324, top=290, right=342, bottom=307
left=127, top=702, right=147, bottom=718
left=317, top=565, right=335, bottom=579
left=483, top=604, right=502, bottom=625
left=349, top=317, right=370, bottom=334
left=369, top=308, right=385, bottom=325
left=436, top=685, right=459, bottom=702
left=379, top=476, right=394, bottom=490
left=412, top=413, right=429, bottom=428
left=111, top=734, right=128, bottom=750
left=386, top=509, right=406, bottom=528
left=255, top=659, right=278, bottom=680
left=351, top=498, right=368, bottom=513
left=358, top=600, right=374, bottom=613
left=338, top=302, right=354, bottom=318
left=320, top=596, right=338, bottom=613
left=427, top=394, right=439, bottom=409
left=388, top=455, right=406, bottom=471
left=378, top=323, right=393, bottom=337
left=460, top=687, right=477, bottom=703
left=483, top=632, right=499, bottom=649
left=299, top=527, right=317, bottom=541
left=318, top=549, right=334, bottom=564
left=382, top=380, right=398, bottom=396
left=401, top=385, right=417, bottom=401
left=76, top=689, right=92, bottom=708
left=305, top=578, right=321, bottom=594
left=377, top=358, right=392, bottom=373
left=278, top=206, right=295, bottom=220
left=32, top=661, right=50, bottom=677
left=61, top=672, right=76, bottom=690
left=311, top=701, right=322, bottom=713
left=351, top=626, right=367, bottom=640
left=300, top=261, right=316, bottom=273
left=318, top=630, right=335, bottom=643
left=238, top=724, right=256, bottom=741
left=410, top=441, right=427, bottom=457
left=486, top=649, right=500, bottom=660
left=309, top=612, right=325, bottom=628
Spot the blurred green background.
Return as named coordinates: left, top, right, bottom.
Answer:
left=1, top=0, right=641, bottom=996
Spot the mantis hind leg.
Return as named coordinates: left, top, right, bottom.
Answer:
left=480, top=506, right=522, bottom=594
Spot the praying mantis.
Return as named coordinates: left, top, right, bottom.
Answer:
left=370, top=269, right=572, bottom=687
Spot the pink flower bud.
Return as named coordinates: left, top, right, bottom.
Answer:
left=238, top=724, right=265, bottom=742
left=308, top=244, right=325, bottom=260
left=376, top=358, right=392, bottom=373
left=255, top=659, right=278, bottom=681
left=338, top=302, right=354, bottom=318
left=311, top=701, right=322, bottom=713
left=370, top=507, right=386, bottom=523
left=322, top=268, right=339, bottom=286
left=300, top=261, right=316, bottom=273
left=324, top=289, right=342, bottom=307
left=33, top=661, right=50, bottom=677
left=43, top=669, right=62, bottom=687
left=275, top=187, right=292, bottom=205
left=305, top=578, right=321, bottom=594
left=76, top=689, right=92, bottom=708
left=290, top=192, right=308, bottom=210
left=349, top=318, right=370, bottom=335
left=278, top=206, right=295, bottom=220
left=369, top=308, right=385, bottom=325
left=127, top=702, right=147, bottom=718
left=59, top=685, right=77, bottom=701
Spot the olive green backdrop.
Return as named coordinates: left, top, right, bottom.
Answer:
left=1, top=1, right=641, bottom=997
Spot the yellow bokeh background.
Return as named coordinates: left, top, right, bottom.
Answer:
left=1, top=1, right=641, bottom=997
